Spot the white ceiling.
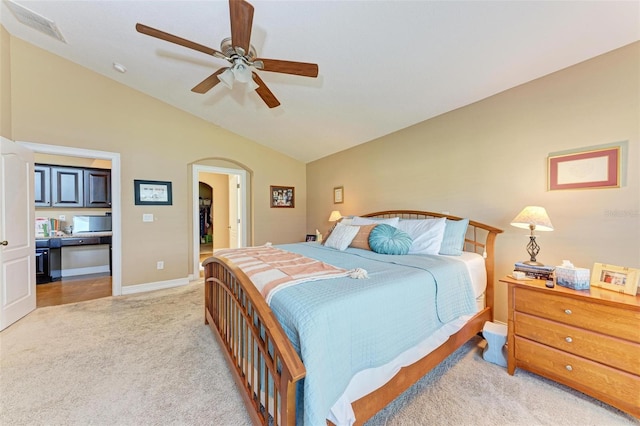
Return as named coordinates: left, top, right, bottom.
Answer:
left=2, top=1, right=639, bottom=163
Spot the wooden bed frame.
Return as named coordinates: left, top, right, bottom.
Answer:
left=203, top=210, right=502, bottom=425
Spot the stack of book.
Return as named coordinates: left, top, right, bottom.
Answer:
left=514, top=262, right=555, bottom=280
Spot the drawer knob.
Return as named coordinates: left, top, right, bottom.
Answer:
left=564, top=309, right=572, bottom=315
left=565, top=336, right=573, bottom=343
left=565, top=365, right=573, bottom=371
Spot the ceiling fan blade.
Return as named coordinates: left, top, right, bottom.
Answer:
left=255, top=58, right=319, bottom=78
left=136, top=23, right=224, bottom=58
left=252, top=73, right=280, bottom=108
left=229, top=0, right=254, bottom=55
left=191, top=68, right=227, bottom=94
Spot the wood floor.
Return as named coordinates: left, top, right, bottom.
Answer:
left=38, top=248, right=214, bottom=307
left=36, top=273, right=112, bottom=308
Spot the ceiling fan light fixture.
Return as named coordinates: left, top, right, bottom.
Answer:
left=232, top=61, right=253, bottom=83
left=246, top=77, right=259, bottom=92
left=218, top=68, right=235, bottom=89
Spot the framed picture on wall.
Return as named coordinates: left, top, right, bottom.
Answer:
left=548, top=147, right=620, bottom=190
left=134, top=179, right=173, bottom=205
left=270, top=185, right=295, bottom=208
left=333, top=186, right=344, bottom=204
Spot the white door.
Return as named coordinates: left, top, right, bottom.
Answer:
left=228, top=175, right=239, bottom=249
left=0, top=137, right=36, bottom=330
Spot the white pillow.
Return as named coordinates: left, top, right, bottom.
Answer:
left=339, top=217, right=353, bottom=226
left=324, top=223, right=360, bottom=251
left=396, top=217, right=447, bottom=255
left=351, top=216, right=400, bottom=227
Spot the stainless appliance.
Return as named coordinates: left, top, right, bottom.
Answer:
left=72, top=215, right=112, bottom=233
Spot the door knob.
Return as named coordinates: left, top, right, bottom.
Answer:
left=0, top=240, right=8, bottom=246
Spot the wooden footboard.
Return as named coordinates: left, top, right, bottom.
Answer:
left=203, top=257, right=305, bottom=426
left=204, top=211, right=502, bottom=425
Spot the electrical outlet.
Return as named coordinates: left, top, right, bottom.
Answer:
left=59, top=215, right=66, bottom=221
left=156, top=261, right=164, bottom=270
left=143, top=214, right=154, bottom=222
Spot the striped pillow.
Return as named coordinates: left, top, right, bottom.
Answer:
left=324, top=223, right=360, bottom=251
left=439, top=218, right=469, bottom=255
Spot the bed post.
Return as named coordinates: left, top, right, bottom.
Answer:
left=484, top=230, right=499, bottom=321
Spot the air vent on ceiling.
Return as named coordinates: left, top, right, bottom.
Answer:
left=5, top=0, right=66, bottom=43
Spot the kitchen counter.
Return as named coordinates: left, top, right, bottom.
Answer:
left=35, top=234, right=113, bottom=283
left=37, top=231, right=113, bottom=239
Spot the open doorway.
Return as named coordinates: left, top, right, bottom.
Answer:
left=192, top=164, right=247, bottom=276
left=198, top=181, right=214, bottom=264
left=17, top=141, right=122, bottom=299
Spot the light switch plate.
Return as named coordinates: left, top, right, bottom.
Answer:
left=143, top=213, right=154, bottom=222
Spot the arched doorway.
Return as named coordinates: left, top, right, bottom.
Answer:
left=192, top=161, right=250, bottom=277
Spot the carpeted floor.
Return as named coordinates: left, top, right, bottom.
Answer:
left=1, top=281, right=637, bottom=426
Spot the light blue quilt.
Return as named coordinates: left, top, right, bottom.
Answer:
left=270, top=243, right=477, bottom=425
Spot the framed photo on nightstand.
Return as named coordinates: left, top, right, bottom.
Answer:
left=591, top=263, right=639, bottom=295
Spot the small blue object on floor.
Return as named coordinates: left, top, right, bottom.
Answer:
left=482, top=321, right=508, bottom=367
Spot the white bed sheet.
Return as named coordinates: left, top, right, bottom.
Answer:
left=327, top=252, right=487, bottom=426
left=456, top=252, right=487, bottom=311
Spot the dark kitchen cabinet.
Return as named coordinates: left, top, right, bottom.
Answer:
left=84, top=169, right=111, bottom=207
left=35, top=164, right=111, bottom=208
left=34, top=165, right=51, bottom=207
left=51, top=167, right=84, bottom=207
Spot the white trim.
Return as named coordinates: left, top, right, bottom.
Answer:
left=17, top=141, right=123, bottom=296
left=192, top=165, right=247, bottom=277
left=120, top=277, right=189, bottom=295
left=61, top=265, right=110, bottom=277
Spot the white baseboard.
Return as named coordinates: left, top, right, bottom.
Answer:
left=120, top=277, right=190, bottom=295
left=61, top=265, right=110, bottom=277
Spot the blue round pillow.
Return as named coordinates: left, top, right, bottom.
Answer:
left=368, top=224, right=412, bottom=255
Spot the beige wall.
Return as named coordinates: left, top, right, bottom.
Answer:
left=1, top=26, right=11, bottom=138
left=307, top=42, right=640, bottom=323
left=35, top=152, right=111, bottom=169
left=8, top=35, right=306, bottom=287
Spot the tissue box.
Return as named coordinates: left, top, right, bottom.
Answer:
left=555, top=266, right=590, bottom=290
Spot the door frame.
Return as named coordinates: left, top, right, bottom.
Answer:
left=18, top=141, right=122, bottom=296
left=192, top=164, right=247, bottom=275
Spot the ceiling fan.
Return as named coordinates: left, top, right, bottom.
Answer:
left=136, top=0, right=319, bottom=108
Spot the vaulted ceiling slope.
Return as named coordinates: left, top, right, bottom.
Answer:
left=1, top=1, right=638, bottom=163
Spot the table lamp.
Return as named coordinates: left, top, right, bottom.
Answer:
left=328, top=210, right=342, bottom=223
left=510, top=206, right=553, bottom=266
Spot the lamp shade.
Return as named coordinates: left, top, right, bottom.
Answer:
left=328, top=210, right=342, bottom=222
left=510, top=206, right=554, bottom=231
left=217, top=68, right=234, bottom=89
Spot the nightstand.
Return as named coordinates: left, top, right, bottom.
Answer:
left=500, top=276, right=640, bottom=418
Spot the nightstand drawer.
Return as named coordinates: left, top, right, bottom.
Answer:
left=515, top=312, right=640, bottom=375
left=514, top=287, right=640, bottom=343
left=515, top=337, right=640, bottom=408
